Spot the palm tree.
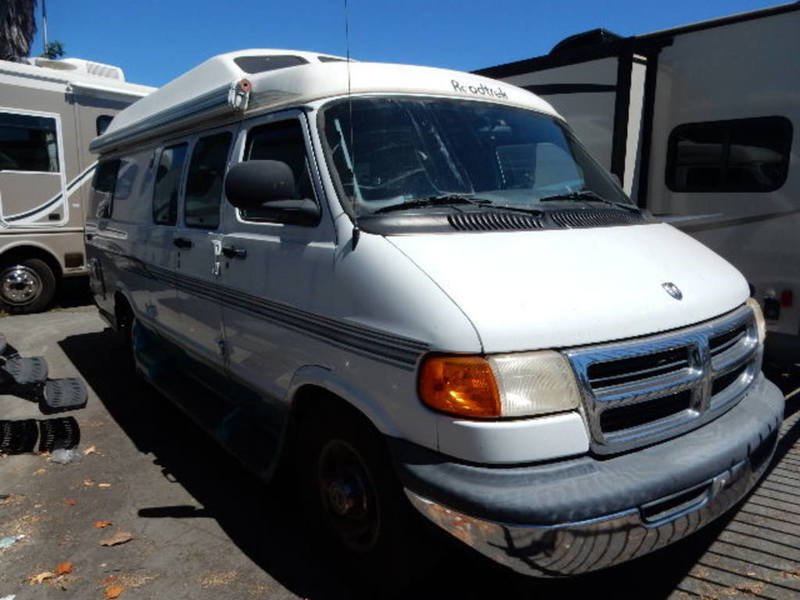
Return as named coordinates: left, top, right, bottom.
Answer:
left=0, top=0, right=38, bottom=62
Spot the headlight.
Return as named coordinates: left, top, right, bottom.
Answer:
left=746, top=297, right=767, bottom=344
left=419, top=351, right=582, bottom=419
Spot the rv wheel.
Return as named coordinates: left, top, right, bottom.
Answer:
left=298, top=408, right=436, bottom=590
left=0, top=258, right=56, bottom=314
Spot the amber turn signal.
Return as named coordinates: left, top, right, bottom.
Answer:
left=418, top=356, right=501, bottom=418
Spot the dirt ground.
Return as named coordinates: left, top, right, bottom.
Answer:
left=0, top=304, right=798, bottom=599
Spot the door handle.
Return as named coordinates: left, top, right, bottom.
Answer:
left=221, top=245, right=247, bottom=259
left=173, top=237, right=193, bottom=249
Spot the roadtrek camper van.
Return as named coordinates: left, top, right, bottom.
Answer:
left=0, top=56, right=153, bottom=313
left=86, top=49, right=784, bottom=580
left=476, top=2, right=800, bottom=373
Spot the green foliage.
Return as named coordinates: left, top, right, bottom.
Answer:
left=40, top=40, right=64, bottom=59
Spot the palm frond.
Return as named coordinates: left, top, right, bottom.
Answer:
left=0, top=0, right=39, bottom=62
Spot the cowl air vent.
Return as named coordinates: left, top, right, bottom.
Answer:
left=448, top=212, right=543, bottom=231
left=550, top=208, right=644, bottom=229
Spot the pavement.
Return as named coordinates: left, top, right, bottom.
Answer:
left=0, top=304, right=798, bottom=600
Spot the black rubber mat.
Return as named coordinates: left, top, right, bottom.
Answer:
left=40, top=378, right=88, bottom=415
left=0, top=419, right=39, bottom=455
left=38, top=416, right=80, bottom=453
left=2, top=356, right=48, bottom=386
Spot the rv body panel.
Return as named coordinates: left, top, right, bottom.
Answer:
left=0, top=58, right=153, bottom=310
left=646, top=10, right=800, bottom=342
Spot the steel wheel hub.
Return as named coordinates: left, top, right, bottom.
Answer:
left=1, top=266, right=41, bottom=305
left=318, top=439, right=381, bottom=552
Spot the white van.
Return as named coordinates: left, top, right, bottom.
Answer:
left=85, top=50, right=784, bottom=579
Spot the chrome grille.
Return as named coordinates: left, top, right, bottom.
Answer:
left=566, top=305, right=760, bottom=454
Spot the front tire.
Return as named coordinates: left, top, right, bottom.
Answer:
left=297, top=407, right=435, bottom=591
left=0, top=257, right=56, bottom=314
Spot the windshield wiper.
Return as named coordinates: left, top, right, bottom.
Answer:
left=538, top=190, right=640, bottom=214
left=373, top=194, right=492, bottom=214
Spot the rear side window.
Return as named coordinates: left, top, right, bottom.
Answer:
left=666, top=116, right=793, bottom=193
left=153, top=143, right=188, bottom=225
left=91, top=159, right=120, bottom=218
left=184, top=132, right=232, bottom=229
left=0, top=112, right=60, bottom=172
left=243, top=120, right=314, bottom=221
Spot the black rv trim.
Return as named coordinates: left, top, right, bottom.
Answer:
left=610, top=39, right=635, bottom=183
left=520, top=83, right=616, bottom=95
left=637, top=2, right=800, bottom=42
left=474, top=42, right=626, bottom=79
left=635, top=48, right=663, bottom=208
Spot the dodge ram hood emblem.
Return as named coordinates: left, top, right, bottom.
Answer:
left=662, top=282, right=683, bottom=300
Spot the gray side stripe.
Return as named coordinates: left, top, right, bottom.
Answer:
left=128, top=259, right=428, bottom=369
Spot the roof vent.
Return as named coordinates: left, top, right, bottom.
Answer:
left=448, top=212, right=543, bottom=231
left=550, top=208, right=644, bottom=228
left=33, top=57, right=125, bottom=80
left=233, top=55, right=308, bottom=74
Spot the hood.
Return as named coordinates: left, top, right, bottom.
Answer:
left=387, top=223, right=748, bottom=353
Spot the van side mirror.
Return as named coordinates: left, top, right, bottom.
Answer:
left=224, top=160, right=320, bottom=226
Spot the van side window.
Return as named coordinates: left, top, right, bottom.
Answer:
left=666, top=116, right=793, bottom=193
left=242, top=120, right=314, bottom=221
left=184, top=132, right=232, bottom=229
left=91, top=159, right=120, bottom=218
left=114, top=158, right=139, bottom=202
left=153, top=143, right=188, bottom=225
left=96, top=115, right=114, bottom=136
left=0, top=112, right=59, bottom=172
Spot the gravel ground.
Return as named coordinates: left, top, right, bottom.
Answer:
left=0, top=305, right=798, bottom=599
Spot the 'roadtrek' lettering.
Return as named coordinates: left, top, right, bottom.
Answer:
left=451, top=79, right=509, bottom=100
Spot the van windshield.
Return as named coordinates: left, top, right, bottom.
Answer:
left=320, top=96, right=634, bottom=216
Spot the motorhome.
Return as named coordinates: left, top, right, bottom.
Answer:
left=86, top=49, right=784, bottom=582
left=0, top=56, right=153, bottom=313
left=476, top=2, right=800, bottom=373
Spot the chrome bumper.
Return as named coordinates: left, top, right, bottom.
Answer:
left=406, top=433, right=776, bottom=577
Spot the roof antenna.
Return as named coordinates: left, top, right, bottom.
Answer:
left=344, top=0, right=360, bottom=250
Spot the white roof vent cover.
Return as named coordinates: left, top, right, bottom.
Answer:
left=43, top=58, right=126, bottom=81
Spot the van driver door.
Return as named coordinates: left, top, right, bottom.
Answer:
left=217, top=110, right=335, bottom=470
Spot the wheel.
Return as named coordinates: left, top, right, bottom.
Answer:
left=0, top=257, right=56, bottom=314
left=297, top=407, right=438, bottom=591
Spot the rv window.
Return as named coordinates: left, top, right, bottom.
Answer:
left=153, top=143, right=188, bottom=225
left=0, top=112, right=59, bottom=172
left=242, top=120, right=315, bottom=222
left=91, top=159, right=120, bottom=218
left=96, top=115, right=113, bottom=136
left=184, top=132, right=232, bottom=229
left=666, top=116, right=792, bottom=193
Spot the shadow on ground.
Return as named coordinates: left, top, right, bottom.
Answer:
left=59, top=328, right=800, bottom=600
left=55, top=276, right=93, bottom=309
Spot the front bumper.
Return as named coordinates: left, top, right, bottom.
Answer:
left=393, top=375, right=784, bottom=577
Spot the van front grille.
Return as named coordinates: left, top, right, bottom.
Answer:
left=566, top=305, right=760, bottom=454
left=600, top=390, right=692, bottom=433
